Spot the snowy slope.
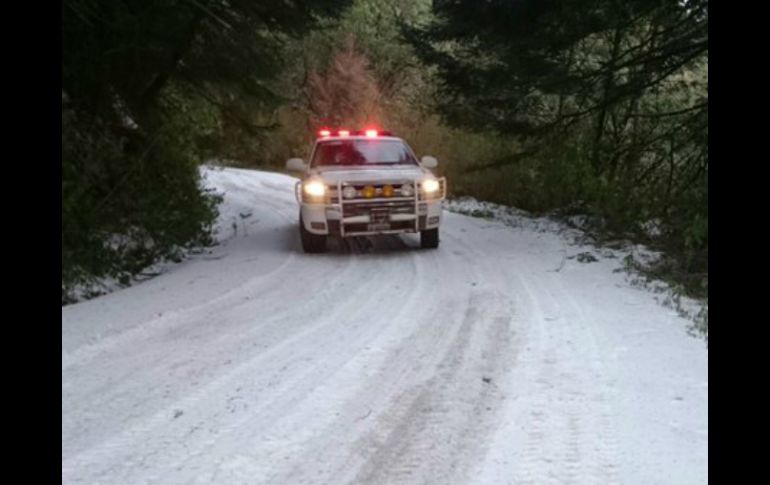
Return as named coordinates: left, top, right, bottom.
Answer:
left=62, top=167, right=707, bottom=485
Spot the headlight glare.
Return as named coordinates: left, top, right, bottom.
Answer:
left=422, top=179, right=440, bottom=193
left=303, top=181, right=326, bottom=197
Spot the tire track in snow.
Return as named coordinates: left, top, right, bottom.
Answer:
left=64, top=223, right=419, bottom=461
left=550, top=275, right=622, bottom=484
left=159, top=252, right=421, bottom=483
left=511, top=270, right=622, bottom=485
left=63, top=243, right=422, bottom=484
left=347, top=289, right=515, bottom=485
left=444, top=219, right=624, bottom=485
left=63, top=241, right=362, bottom=448
left=62, top=239, right=360, bottom=456
left=61, top=251, right=297, bottom=372
left=253, top=249, right=451, bottom=484
left=187, top=249, right=432, bottom=485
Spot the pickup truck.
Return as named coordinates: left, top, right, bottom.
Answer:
left=286, top=129, right=446, bottom=253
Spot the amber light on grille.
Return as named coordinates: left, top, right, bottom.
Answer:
left=362, top=185, right=376, bottom=198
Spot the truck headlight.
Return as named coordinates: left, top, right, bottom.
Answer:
left=400, top=184, right=414, bottom=197
left=303, top=181, right=326, bottom=197
left=422, top=179, right=440, bottom=194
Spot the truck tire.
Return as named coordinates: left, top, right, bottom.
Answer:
left=420, top=228, right=439, bottom=249
left=300, top=216, right=327, bottom=253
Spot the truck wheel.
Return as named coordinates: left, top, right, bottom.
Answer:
left=300, top=216, right=327, bottom=253
left=420, top=228, right=439, bottom=249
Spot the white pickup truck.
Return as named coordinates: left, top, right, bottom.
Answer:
left=286, top=129, right=446, bottom=253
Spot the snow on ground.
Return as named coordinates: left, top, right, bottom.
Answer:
left=444, top=196, right=707, bottom=337
left=62, top=167, right=707, bottom=485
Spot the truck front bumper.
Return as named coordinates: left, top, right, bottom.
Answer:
left=296, top=179, right=445, bottom=237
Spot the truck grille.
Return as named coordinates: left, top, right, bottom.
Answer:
left=342, top=200, right=415, bottom=218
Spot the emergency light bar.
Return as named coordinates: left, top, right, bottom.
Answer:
left=317, top=129, right=394, bottom=138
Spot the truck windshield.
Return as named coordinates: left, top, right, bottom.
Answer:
left=311, top=139, right=419, bottom=167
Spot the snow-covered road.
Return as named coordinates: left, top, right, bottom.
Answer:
left=62, top=167, right=707, bottom=485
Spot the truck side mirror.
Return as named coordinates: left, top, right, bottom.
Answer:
left=421, top=156, right=438, bottom=169
left=286, top=158, right=308, bottom=172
